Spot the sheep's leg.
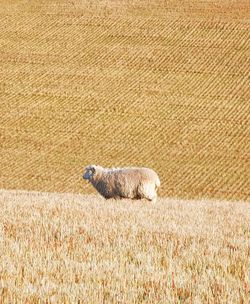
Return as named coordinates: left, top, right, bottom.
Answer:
left=150, top=196, right=157, bottom=203
left=145, top=194, right=157, bottom=203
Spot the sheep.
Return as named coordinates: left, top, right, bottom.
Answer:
left=82, top=165, right=160, bottom=203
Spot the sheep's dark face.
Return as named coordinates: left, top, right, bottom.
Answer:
left=83, top=165, right=96, bottom=181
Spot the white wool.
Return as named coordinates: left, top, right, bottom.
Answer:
left=83, top=165, right=160, bottom=203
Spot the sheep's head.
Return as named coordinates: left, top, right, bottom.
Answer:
left=83, top=164, right=102, bottom=181
left=83, top=165, right=96, bottom=181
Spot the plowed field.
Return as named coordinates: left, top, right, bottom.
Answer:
left=0, top=1, right=249, bottom=200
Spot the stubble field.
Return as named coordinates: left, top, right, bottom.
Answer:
left=0, top=0, right=249, bottom=201
left=0, top=189, right=249, bottom=303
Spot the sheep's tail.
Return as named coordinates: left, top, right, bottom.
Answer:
left=155, top=176, right=161, bottom=189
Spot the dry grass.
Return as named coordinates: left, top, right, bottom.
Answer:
left=0, top=189, right=249, bottom=303
left=0, top=0, right=249, bottom=201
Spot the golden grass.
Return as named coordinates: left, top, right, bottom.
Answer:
left=0, top=0, right=250, bottom=201
left=0, top=189, right=249, bottom=303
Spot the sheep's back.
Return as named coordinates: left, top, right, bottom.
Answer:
left=124, top=167, right=159, bottom=182
left=110, top=167, right=159, bottom=186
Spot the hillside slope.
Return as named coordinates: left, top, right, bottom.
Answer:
left=0, top=189, right=249, bottom=303
left=0, top=0, right=249, bottom=200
